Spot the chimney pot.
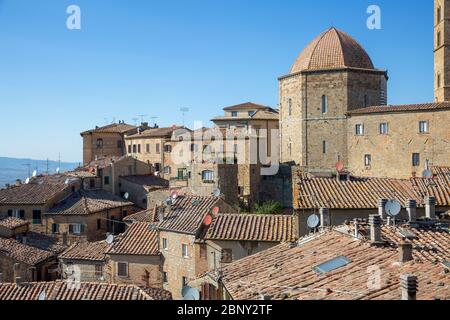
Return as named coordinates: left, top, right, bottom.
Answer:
left=405, top=200, right=417, bottom=223
left=378, top=199, right=388, bottom=219
left=369, top=214, right=382, bottom=244
left=319, top=208, right=330, bottom=228
left=400, top=274, right=418, bottom=300
left=399, top=241, right=413, bottom=263
left=425, top=196, right=436, bottom=219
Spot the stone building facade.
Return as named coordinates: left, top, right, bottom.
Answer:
left=434, top=0, right=450, bottom=102
left=279, top=27, right=388, bottom=171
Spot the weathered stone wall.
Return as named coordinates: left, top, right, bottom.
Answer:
left=108, top=254, right=162, bottom=288
left=83, top=132, right=126, bottom=166
left=434, top=0, right=450, bottom=102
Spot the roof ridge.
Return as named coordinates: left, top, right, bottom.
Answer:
left=306, top=29, right=329, bottom=70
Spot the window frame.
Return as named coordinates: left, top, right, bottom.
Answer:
left=182, top=244, right=189, bottom=258
left=321, top=95, right=327, bottom=114
left=117, top=262, right=129, bottom=278
left=355, top=123, right=364, bottom=136
left=201, top=170, right=214, bottom=183
left=379, top=122, right=389, bottom=135
left=364, top=154, right=372, bottom=167
left=231, top=111, right=238, bottom=117
left=419, top=121, right=429, bottom=134
left=412, top=153, right=420, bottom=167
left=162, top=238, right=168, bottom=251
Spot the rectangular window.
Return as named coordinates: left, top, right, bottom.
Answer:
left=438, top=74, right=441, bottom=88
left=163, top=272, right=168, bottom=283
left=200, top=244, right=207, bottom=258
left=364, top=154, right=372, bottom=167
left=132, top=144, right=137, bottom=153
left=104, top=176, right=110, bottom=185
left=313, top=256, right=352, bottom=274
left=7, top=210, right=13, bottom=217
left=89, top=179, right=96, bottom=189
left=117, top=262, right=128, bottom=277
left=231, top=111, right=238, bottom=117
left=137, top=144, right=141, bottom=153
left=182, top=276, right=189, bottom=287
left=379, top=123, right=389, bottom=135
left=70, top=224, right=84, bottom=235
left=146, top=144, right=150, bottom=153
left=156, top=143, right=160, bottom=154
left=322, top=141, right=327, bottom=154
left=164, top=145, right=172, bottom=153
left=51, top=223, right=59, bottom=234
left=202, top=170, right=214, bottom=182
left=96, top=139, right=103, bottom=149
left=128, top=145, right=132, bottom=154
left=419, top=121, right=429, bottom=133
left=32, top=210, right=42, bottom=225
left=438, top=31, right=442, bottom=47
left=288, top=99, right=292, bottom=116
left=412, top=153, right=420, bottom=167
left=182, top=244, right=189, bottom=258
left=117, top=140, right=122, bottom=149
left=97, top=219, right=101, bottom=230
left=355, top=124, right=364, bottom=136
left=248, top=111, right=254, bottom=117
left=221, top=249, right=233, bottom=263
left=163, top=166, right=171, bottom=174
left=162, top=238, right=168, bottom=250
left=95, top=265, right=103, bottom=279
left=321, top=95, right=327, bottom=113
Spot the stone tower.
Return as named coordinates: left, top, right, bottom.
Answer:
left=279, top=28, right=388, bottom=171
left=434, top=0, right=450, bottom=102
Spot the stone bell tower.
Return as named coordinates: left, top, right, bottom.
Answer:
left=434, top=0, right=450, bottom=101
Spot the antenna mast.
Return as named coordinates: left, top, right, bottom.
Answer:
left=180, top=108, right=190, bottom=127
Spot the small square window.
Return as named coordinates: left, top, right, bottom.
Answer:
left=221, top=249, right=233, bottom=263
left=231, top=111, right=238, bottom=117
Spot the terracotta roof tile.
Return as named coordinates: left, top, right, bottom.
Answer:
left=0, top=281, right=152, bottom=300
left=123, top=208, right=157, bottom=223
left=220, top=229, right=449, bottom=300
left=107, top=222, right=159, bottom=256
left=205, top=214, right=296, bottom=242
left=120, top=175, right=169, bottom=189
left=290, top=28, right=375, bottom=74
left=81, top=123, right=136, bottom=135
left=348, top=102, right=450, bottom=115
left=0, top=217, right=29, bottom=230
left=140, top=287, right=173, bottom=300
left=45, top=190, right=133, bottom=216
left=59, top=241, right=110, bottom=262
left=223, top=102, right=269, bottom=111
left=125, top=126, right=186, bottom=139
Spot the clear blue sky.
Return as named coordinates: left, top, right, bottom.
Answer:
left=0, top=0, right=433, bottom=162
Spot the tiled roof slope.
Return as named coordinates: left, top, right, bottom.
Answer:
left=157, top=196, right=221, bottom=235
left=348, top=102, right=450, bottom=115
left=123, top=208, right=157, bottom=223
left=290, top=28, right=375, bottom=74
left=220, top=230, right=449, bottom=300
left=59, top=241, right=109, bottom=262
left=223, top=102, right=269, bottom=111
left=295, top=172, right=450, bottom=209
left=0, top=217, right=29, bottom=230
left=81, top=123, right=136, bottom=135
left=120, top=175, right=169, bottom=189
left=0, top=281, right=152, bottom=300
left=107, top=222, right=159, bottom=256
left=125, top=126, right=186, bottom=139
left=0, top=232, right=65, bottom=265
left=45, top=190, right=133, bottom=216
left=85, top=156, right=126, bottom=169
left=205, top=214, right=296, bottom=242
left=0, top=176, right=68, bottom=205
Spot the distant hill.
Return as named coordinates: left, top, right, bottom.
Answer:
left=0, top=157, right=80, bottom=188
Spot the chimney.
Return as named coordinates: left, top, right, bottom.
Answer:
left=405, top=200, right=417, bottom=223
left=15, top=179, right=22, bottom=186
left=319, top=208, right=330, bottom=228
left=378, top=199, right=388, bottom=219
left=62, top=232, right=68, bottom=246
left=353, top=219, right=359, bottom=238
left=369, top=214, right=382, bottom=244
left=400, top=274, right=418, bottom=301
left=15, top=277, right=22, bottom=287
left=425, top=196, right=436, bottom=219
left=13, top=263, right=20, bottom=282
left=398, top=241, right=413, bottom=263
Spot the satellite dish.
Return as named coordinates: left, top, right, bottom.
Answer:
left=32, top=170, right=37, bottom=177
left=25, top=178, right=30, bottom=184
left=171, top=191, right=178, bottom=200
left=307, top=214, right=320, bottom=229
left=106, top=234, right=114, bottom=245
left=203, top=215, right=212, bottom=226
left=38, top=291, right=46, bottom=301
left=385, top=200, right=401, bottom=217
left=56, top=167, right=60, bottom=174
left=165, top=197, right=173, bottom=206
left=335, top=161, right=345, bottom=172
left=181, top=286, right=200, bottom=301
left=423, top=169, right=433, bottom=179
left=212, top=206, right=220, bottom=216
left=212, top=188, right=221, bottom=197
left=124, top=192, right=130, bottom=200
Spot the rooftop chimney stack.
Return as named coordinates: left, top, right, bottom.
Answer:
left=378, top=199, right=388, bottom=220
left=13, top=263, right=20, bottom=280
left=399, top=241, right=413, bottom=263
left=62, top=232, right=68, bottom=247
left=15, top=277, right=22, bottom=287
left=400, top=274, right=418, bottom=301
left=425, top=196, right=436, bottom=220
left=369, top=214, right=382, bottom=244
left=405, top=200, right=417, bottom=223
left=319, top=208, right=330, bottom=228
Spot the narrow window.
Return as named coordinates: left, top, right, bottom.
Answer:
left=182, top=244, right=189, bottom=258
left=438, top=6, right=442, bottom=23
left=437, top=73, right=441, bottom=88
left=364, top=95, right=368, bottom=108
left=137, top=144, right=141, bottom=153
left=162, top=238, right=168, bottom=250
left=89, top=179, right=95, bottom=188
left=379, top=123, right=388, bottom=135
left=412, top=153, right=420, bottom=167
left=132, top=144, right=137, bottom=153
left=419, top=121, right=429, bottom=133
left=7, top=210, right=12, bottom=217
left=288, top=99, right=292, bottom=116
left=321, top=95, right=327, bottom=113
left=322, top=141, right=327, bottom=154
left=128, top=145, right=132, bottom=154
left=364, top=154, right=372, bottom=167
left=438, top=31, right=442, bottom=47
left=182, top=276, right=189, bottom=287
left=95, top=265, right=103, bottom=279
left=32, top=210, right=41, bottom=225
left=117, top=140, right=122, bottom=149
left=163, top=272, right=168, bottom=283
left=96, top=139, right=103, bottom=149
left=156, top=143, right=160, bottom=154
left=52, top=223, right=59, bottom=234
left=146, top=144, right=150, bottom=153
left=117, top=262, right=128, bottom=277
left=97, top=219, right=101, bottom=230
left=104, top=176, right=110, bottom=185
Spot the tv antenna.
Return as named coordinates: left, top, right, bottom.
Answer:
left=132, top=118, right=139, bottom=126
left=137, top=114, right=148, bottom=123
left=180, top=108, right=190, bottom=127
left=150, top=116, right=159, bottom=127
left=22, top=163, right=31, bottom=178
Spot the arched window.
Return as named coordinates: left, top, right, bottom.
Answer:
left=321, top=95, right=328, bottom=113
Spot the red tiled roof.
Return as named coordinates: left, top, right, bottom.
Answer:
left=123, top=208, right=157, bottom=223
left=45, top=190, right=133, bottom=216
left=205, top=214, right=296, bottom=242
left=107, top=222, right=159, bottom=256
left=220, top=230, right=449, bottom=300
left=295, top=172, right=450, bottom=209
left=81, top=123, right=136, bottom=135
left=85, top=156, right=126, bottom=169
left=120, top=175, right=169, bottom=189
left=0, top=281, right=152, bottom=300
left=59, top=241, right=109, bottom=262
left=290, top=28, right=375, bottom=74
left=223, top=102, right=270, bottom=111
left=125, top=126, right=186, bottom=139
left=0, top=217, right=29, bottom=230
left=157, top=196, right=222, bottom=235
left=348, top=102, right=450, bottom=115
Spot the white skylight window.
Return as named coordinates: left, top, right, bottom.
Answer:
left=313, top=256, right=352, bottom=274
